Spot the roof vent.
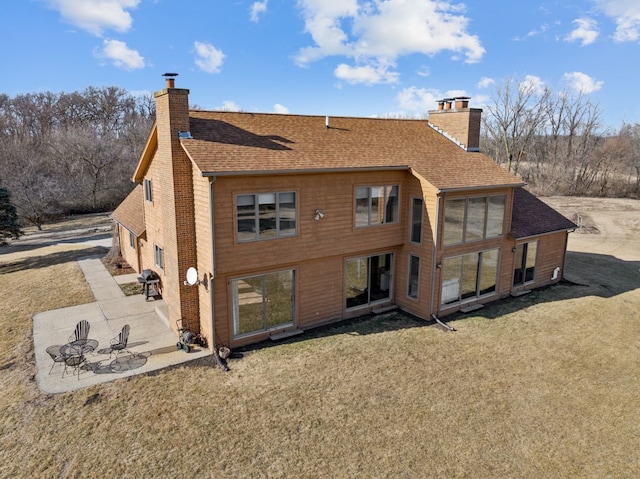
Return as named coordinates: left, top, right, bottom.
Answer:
left=178, top=131, right=193, bottom=139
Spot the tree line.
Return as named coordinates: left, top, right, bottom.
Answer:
left=481, top=77, right=640, bottom=198
left=1, top=80, right=638, bottom=235
left=0, top=86, right=154, bottom=229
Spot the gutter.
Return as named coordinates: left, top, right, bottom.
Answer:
left=199, top=166, right=410, bottom=177
left=209, top=177, right=229, bottom=371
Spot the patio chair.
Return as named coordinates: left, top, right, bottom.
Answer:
left=108, top=324, right=131, bottom=359
left=46, top=345, right=67, bottom=375
left=63, top=354, right=87, bottom=379
left=69, top=320, right=90, bottom=343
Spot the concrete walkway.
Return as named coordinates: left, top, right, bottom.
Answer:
left=33, top=256, right=210, bottom=394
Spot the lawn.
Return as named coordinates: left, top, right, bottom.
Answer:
left=0, top=212, right=639, bottom=478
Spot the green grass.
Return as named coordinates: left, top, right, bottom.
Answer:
left=1, top=219, right=639, bottom=478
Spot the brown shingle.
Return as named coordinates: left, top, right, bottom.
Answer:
left=111, top=185, right=145, bottom=236
left=511, top=188, right=576, bottom=238
left=180, top=111, right=523, bottom=191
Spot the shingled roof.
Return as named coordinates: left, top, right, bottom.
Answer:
left=111, top=185, right=145, bottom=237
left=510, top=188, right=576, bottom=239
left=177, top=111, right=524, bottom=192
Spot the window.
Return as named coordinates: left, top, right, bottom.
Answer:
left=441, top=249, right=499, bottom=305
left=129, top=231, right=135, bottom=249
left=443, top=194, right=506, bottom=246
left=144, top=178, right=153, bottom=202
left=231, top=270, right=295, bottom=337
left=410, top=198, right=423, bottom=243
left=345, top=253, right=393, bottom=308
left=236, top=192, right=297, bottom=242
left=154, top=244, right=164, bottom=270
left=513, top=241, right=538, bottom=285
left=408, top=255, right=420, bottom=299
left=355, top=186, right=399, bottom=227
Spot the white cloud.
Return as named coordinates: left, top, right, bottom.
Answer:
left=397, top=87, right=441, bottom=112
left=250, top=1, right=268, bottom=22
left=563, top=72, right=604, bottom=94
left=46, top=0, right=139, bottom=36
left=594, top=0, right=640, bottom=41
left=194, top=41, right=225, bottom=74
left=520, top=75, right=546, bottom=96
left=215, top=100, right=241, bottom=111
left=477, top=77, right=495, bottom=89
left=565, top=18, right=599, bottom=45
left=295, top=0, right=485, bottom=85
left=273, top=103, right=289, bottom=114
left=334, top=63, right=399, bottom=85
left=96, top=39, right=145, bottom=70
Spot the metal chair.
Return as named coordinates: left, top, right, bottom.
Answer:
left=63, top=354, right=87, bottom=379
left=46, top=345, right=67, bottom=375
left=69, top=320, right=90, bottom=343
left=109, top=325, right=131, bottom=358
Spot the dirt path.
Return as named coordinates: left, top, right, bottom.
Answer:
left=542, top=196, right=640, bottom=261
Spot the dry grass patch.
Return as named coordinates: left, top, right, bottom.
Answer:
left=1, top=215, right=639, bottom=478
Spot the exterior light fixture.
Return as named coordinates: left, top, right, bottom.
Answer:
left=314, top=209, right=325, bottom=221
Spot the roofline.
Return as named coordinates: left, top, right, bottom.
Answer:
left=133, top=123, right=158, bottom=183
left=199, top=166, right=411, bottom=177
left=109, top=214, right=146, bottom=237
left=438, top=182, right=526, bottom=194
left=511, top=228, right=576, bottom=240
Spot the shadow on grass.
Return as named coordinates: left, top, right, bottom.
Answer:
left=0, top=246, right=109, bottom=274
left=450, top=250, right=640, bottom=322
left=0, top=233, right=111, bottom=255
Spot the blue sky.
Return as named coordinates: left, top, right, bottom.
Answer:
left=2, top=0, right=640, bottom=128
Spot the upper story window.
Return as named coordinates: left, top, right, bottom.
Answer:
left=144, top=178, right=153, bottom=202
left=410, top=197, right=423, bottom=243
left=355, top=185, right=399, bottom=227
left=442, top=194, right=506, bottom=246
left=236, top=192, right=297, bottom=242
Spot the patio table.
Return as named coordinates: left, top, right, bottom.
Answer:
left=60, top=339, right=98, bottom=358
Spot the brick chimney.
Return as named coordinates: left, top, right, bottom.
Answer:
left=428, top=96, right=482, bottom=152
left=153, top=74, right=199, bottom=334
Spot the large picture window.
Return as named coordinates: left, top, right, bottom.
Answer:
left=231, top=270, right=295, bottom=337
left=355, top=186, right=399, bottom=227
left=346, top=253, right=393, bottom=308
left=441, top=249, right=499, bottom=306
left=443, top=194, right=506, bottom=246
left=513, top=241, right=537, bottom=285
left=236, top=192, right=297, bottom=242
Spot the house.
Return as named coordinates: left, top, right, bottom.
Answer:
left=111, top=77, right=575, bottom=352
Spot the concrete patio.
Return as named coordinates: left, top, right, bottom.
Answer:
left=33, top=255, right=211, bottom=394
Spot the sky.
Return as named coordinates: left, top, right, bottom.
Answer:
left=2, top=0, right=640, bottom=129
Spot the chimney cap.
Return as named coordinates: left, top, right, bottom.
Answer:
left=162, top=72, right=179, bottom=77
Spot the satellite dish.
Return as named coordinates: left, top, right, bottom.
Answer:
left=186, top=267, right=199, bottom=286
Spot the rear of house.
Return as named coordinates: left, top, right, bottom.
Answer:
left=112, top=78, right=575, bottom=351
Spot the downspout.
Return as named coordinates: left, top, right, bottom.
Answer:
left=209, top=177, right=229, bottom=371
left=430, top=193, right=456, bottom=331
left=429, top=194, right=442, bottom=318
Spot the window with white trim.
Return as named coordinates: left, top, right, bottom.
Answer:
left=410, top=198, right=423, bottom=244
left=144, top=178, right=153, bottom=202
left=346, top=253, right=393, bottom=308
left=355, top=185, right=399, bottom=227
left=236, top=192, right=297, bottom=242
left=443, top=194, right=506, bottom=246
left=231, top=270, right=295, bottom=338
left=441, top=248, right=499, bottom=305
left=513, top=241, right=538, bottom=285
left=408, top=254, right=420, bottom=299
left=154, top=244, right=164, bottom=270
